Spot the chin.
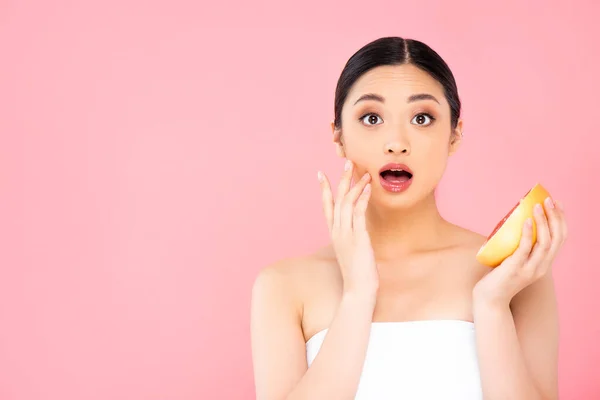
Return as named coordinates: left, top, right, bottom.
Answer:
left=371, top=184, right=419, bottom=209
left=371, top=178, right=436, bottom=211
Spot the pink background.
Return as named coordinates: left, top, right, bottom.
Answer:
left=1, top=1, right=598, bottom=399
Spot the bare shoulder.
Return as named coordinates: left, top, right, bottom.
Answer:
left=254, top=246, right=337, bottom=286
left=250, top=248, right=339, bottom=398
left=251, top=246, right=341, bottom=343
left=449, top=223, right=487, bottom=247
left=252, top=246, right=339, bottom=309
left=439, top=222, right=492, bottom=285
left=443, top=222, right=488, bottom=260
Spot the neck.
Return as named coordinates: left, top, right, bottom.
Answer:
left=365, top=191, right=448, bottom=261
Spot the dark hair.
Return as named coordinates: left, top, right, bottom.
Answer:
left=333, top=36, right=461, bottom=130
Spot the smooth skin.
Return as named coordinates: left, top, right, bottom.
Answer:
left=251, top=64, right=566, bottom=400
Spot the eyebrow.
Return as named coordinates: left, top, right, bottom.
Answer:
left=353, top=93, right=440, bottom=105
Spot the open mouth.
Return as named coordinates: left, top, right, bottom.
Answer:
left=378, top=163, right=414, bottom=192
left=379, top=168, right=413, bottom=183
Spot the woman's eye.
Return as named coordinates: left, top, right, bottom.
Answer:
left=360, top=113, right=383, bottom=126
left=411, top=113, right=435, bottom=126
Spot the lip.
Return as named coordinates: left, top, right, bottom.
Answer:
left=378, top=163, right=413, bottom=193
left=378, top=163, right=413, bottom=175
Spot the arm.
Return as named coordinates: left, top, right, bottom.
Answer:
left=473, top=271, right=558, bottom=400
left=511, top=272, right=559, bottom=398
left=473, top=197, right=564, bottom=400
left=250, top=261, right=376, bottom=400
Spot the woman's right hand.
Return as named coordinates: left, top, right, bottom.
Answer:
left=318, top=159, right=379, bottom=297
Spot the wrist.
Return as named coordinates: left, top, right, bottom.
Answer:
left=472, top=284, right=512, bottom=309
left=342, top=285, right=378, bottom=307
left=472, top=295, right=511, bottom=318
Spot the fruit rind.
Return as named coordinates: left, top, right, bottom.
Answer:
left=476, top=183, right=551, bottom=267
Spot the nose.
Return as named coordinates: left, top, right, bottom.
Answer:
left=383, top=132, right=410, bottom=155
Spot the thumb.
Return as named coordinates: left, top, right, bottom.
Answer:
left=507, top=218, right=534, bottom=265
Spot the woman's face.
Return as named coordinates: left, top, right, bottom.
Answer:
left=333, top=63, right=463, bottom=209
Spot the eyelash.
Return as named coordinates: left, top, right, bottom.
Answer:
left=358, top=112, right=436, bottom=126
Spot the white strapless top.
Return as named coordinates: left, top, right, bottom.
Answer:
left=306, top=320, right=483, bottom=400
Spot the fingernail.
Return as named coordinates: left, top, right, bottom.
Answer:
left=344, top=160, right=352, bottom=171
left=545, top=197, right=554, bottom=209
left=535, top=203, right=543, bottom=214
left=526, top=218, right=533, bottom=227
left=317, top=171, right=323, bottom=182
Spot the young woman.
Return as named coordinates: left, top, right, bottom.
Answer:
left=250, top=36, right=566, bottom=400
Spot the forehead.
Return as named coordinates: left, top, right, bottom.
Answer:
left=346, top=64, right=447, bottom=106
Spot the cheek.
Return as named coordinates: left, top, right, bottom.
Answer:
left=416, top=139, right=450, bottom=177
left=342, top=132, right=375, bottom=157
left=342, top=141, right=375, bottom=178
left=348, top=155, right=373, bottom=178
left=428, top=143, right=450, bottom=166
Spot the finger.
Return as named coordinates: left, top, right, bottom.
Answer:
left=544, top=197, right=564, bottom=257
left=555, top=200, right=568, bottom=243
left=333, top=160, right=354, bottom=231
left=353, top=183, right=372, bottom=235
left=318, top=171, right=334, bottom=234
left=525, top=203, right=551, bottom=273
left=544, top=197, right=561, bottom=240
left=340, top=173, right=371, bottom=231
left=508, top=217, right=534, bottom=265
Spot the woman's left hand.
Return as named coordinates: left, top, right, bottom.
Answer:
left=473, top=197, right=568, bottom=307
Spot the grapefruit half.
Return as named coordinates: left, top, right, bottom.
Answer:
left=476, top=183, right=551, bottom=267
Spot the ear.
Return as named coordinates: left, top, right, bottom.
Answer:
left=331, top=120, right=346, bottom=158
left=448, top=119, right=464, bottom=156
